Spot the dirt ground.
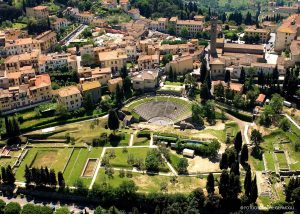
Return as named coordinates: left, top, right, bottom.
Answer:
left=187, top=156, right=221, bottom=173
left=83, top=159, right=97, bottom=177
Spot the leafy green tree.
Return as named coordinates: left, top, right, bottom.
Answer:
left=180, top=27, right=189, bottom=38
left=3, top=202, right=21, bottom=214
left=83, top=93, right=94, bottom=110
left=214, top=83, right=224, bottom=99
left=0, top=199, right=5, bottom=214
left=250, top=129, right=263, bottom=153
left=177, top=158, right=188, bottom=174
left=279, top=118, right=290, bottom=131
left=162, top=54, right=173, bottom=65
left=81, top=54, right=96, bottom=67
left=55, top=207, right=70, bottom=214
left=55, top=103, right=69, bottom=118
left=145, top=150, right=160, bottom=172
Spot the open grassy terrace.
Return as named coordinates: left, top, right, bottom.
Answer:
left=63, top=147, right=103, bottom=186
left=94, top=169, right=206, bottom=193
left=15, top=147, right=73, bottom=181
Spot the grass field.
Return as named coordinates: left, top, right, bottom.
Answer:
left=63, top=147, right=103, bottom=186
left=276, top=153, right=289, bottom=169
left=0, top=157, right=17, bottom=168
left=95, top=169, right=205, bottom=193
left=169, top=152, right=182, bottom=171
left=264, top=153, right=275, bottom=171
left=105, top=147, right=151, bottom=169
left=12, top=23, right=27, bottom=29
left=15, top=147, right=73, bottom=181
left=133, top=136, right=149, bottom=146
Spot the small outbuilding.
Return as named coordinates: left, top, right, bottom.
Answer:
left=182, top=148, right=195, bottom=158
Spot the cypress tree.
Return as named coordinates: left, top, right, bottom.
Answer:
left=250, top=176, right=258, bottom=203
left=234, top=131, right=243, bottom=155
left=219, top=170, right=230, bottom=200
left=58, top=171, right=65, bottom=190
left=206, top=173, right=215, bottom=195
left=219, top=153, right=228, bottom=170
left=244, top=167, right=252, bottom=197
left=49, top=169, right=57, bottom=187
left=24, top=165, right=31, bottom=187
left=107, top=109, right=120, bottom=133
left=240, top=144, right=249, bottom=164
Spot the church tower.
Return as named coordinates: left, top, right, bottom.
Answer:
left=210, top=16, right=218, bottom=58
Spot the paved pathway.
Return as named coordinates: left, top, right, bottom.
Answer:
left=284, top=113, right=300, bottom=130
left=89, top=148, right=106, bottom=189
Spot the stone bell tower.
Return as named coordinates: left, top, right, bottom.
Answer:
left=210, top=16, right=218, bottom=58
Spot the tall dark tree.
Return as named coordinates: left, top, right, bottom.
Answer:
left=224, top=70, right=231, bottom=83
left=200, top=83, right=210, bottom=101
left=249, top=176, right=258, bottom=203
left=240, top=144, right=249, bottom=164
left=234, top=131, right=243, bottom=155
left=239, top=67, right=246, bottom=84
left=206, top=173, right=215, bottom=195
left=5, top=165, right=15, bottom=185
left=107, top=109, right=120, bottom=133
left=230, top=161, right=240, bottom=176
left=24, top=165, right=31, bottom=187
left=115, top=84, right=124, bottom=107
left=244, top=167, right=252, bottom=197
left=49, top=169, right=57, bottom=187
left=219, top=153, right=228, bottom=170
left=200, top=59, right=207, bottom=83
left=123, top=76, right=132, bottom=98
left=58, top=171, right=65, bottom=190
left=219, top=170, right=230, bottom=200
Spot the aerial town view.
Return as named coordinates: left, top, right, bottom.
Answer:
left=0, top=0, right=299, bottom=213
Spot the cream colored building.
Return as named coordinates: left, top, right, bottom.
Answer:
left=98, top=50, right=127, bottom=72
left=210, top=58, right=225, bottom=80
left=169, top=17, right=203, bottom=37
left=51, top=18, right=69, bottom=31
left=166, top=55, right=193, bottom=75
left=274, top=14, right=300, bottom=52
left=244, top=27, right=271, bottom=43
left=108, top=77, right=123, bottom=93
left=36, top=31, right=57, bottom=53
left=4, top=38, right=40, bottom=56
left=29, top=74, right=52, bottom=103
left=78, top=67, right=112, bottom=85
left=290, top=39, right=300, bottom=63
left=57, top=86, right=82, bottom=111
left=137, top=54, right=159, bottom=70
left=132, top=69, right=159, bottom=91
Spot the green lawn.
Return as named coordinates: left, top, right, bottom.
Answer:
left=169, top=152, right=182, bottom=171
left=63, top=147, right=103, bottom=186
left=94, top=169, right=205, bottom=193
left=105, top=147, right=151, bottom=169
left=276, top=153, right=289, bottom=169
left=264, top=152, right=275, bottom=171
left=164, top=81, right=183, bottom=86
left=225, top=122, right=239, bottom=142
left=0, top=158, right=17, bottom=168
left=12, top=23, right=27, bottom=29
left=133, top=136, right=149, bottom=146
left=15, top=147, right=73, bottom=181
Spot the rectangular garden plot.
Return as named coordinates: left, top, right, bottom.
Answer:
left=81, top=158, right=98, bottom=177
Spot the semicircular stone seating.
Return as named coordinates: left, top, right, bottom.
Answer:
left=133, top=99, right=191, bottom=123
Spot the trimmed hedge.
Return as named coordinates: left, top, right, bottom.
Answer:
left=137, top=130, right=151, bottom=139
left=223, top=108, right=253, bottom=122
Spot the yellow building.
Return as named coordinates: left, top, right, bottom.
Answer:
left=29, top=74, right=52, bottom=103
left=169, top=17, right=203, bottom=37
left=274, top=14, right=300, bottom=52
left=57, top=86, right=82, bottom=111
left=166, top=55, right=193, bottom=75
left=80, top=81, right=101, bottom=104
left=78, top=67, right=112, bottom=85
left=98, top=50, right=127, bottom=72
left=36, top=31, right=57, bottom=53
left=108, top=77, right=123, bottom=93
